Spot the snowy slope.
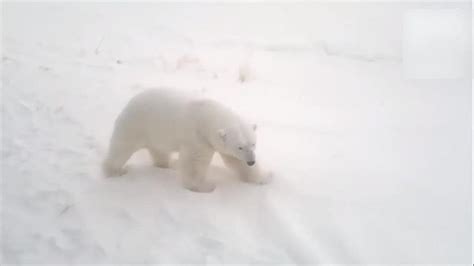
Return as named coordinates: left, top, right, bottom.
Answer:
left=1, top=2, right=471, bottom=264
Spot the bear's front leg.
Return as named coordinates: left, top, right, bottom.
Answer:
left=219, top=153, right=273, bottom=185
left=179, top=146, right=215, bottom=193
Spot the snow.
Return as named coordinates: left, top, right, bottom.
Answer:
left=1, top=1, right=471, bottom=264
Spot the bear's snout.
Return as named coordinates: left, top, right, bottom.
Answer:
left=247, top=161, right=255, bottom=166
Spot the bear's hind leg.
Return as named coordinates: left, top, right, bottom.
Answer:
left=148, top=148, right=170, bottom=168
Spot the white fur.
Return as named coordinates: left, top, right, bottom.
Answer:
left=103, top=88, right=272, bottom=192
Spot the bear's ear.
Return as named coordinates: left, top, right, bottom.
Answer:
left=218, top=129, right=227, bottom=141
left=252, top=124, right=257, bottom=131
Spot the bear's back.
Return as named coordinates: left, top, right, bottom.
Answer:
left=113, top=88, right=191, bottom=149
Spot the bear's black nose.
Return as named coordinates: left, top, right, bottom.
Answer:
left=247, top=161, right=255, bottom=166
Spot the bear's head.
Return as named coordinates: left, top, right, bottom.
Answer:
left=216, top=123, right=257, bottom=166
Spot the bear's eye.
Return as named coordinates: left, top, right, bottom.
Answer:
left=238, top=147, right=243, bottom=150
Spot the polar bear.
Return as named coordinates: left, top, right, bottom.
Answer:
left=102, top=88, right=272, bottom=192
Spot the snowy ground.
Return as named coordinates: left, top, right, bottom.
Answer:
left=1, top=2, right=472, bottom=264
